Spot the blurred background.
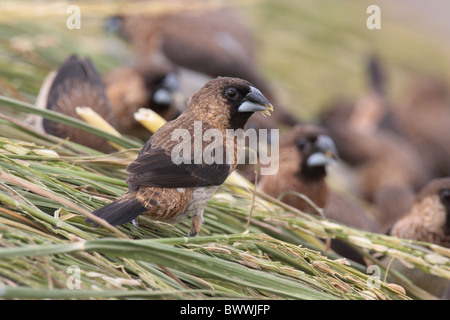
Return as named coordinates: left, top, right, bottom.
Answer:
left=0, top=0, right=449, bottom=121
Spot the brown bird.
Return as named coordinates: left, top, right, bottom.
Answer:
left=103, top=60, right=182, bottom=141
left=257, top=124, right=383, bottom=232
left=36, top=55, right=116, bottom=153
left=390, top=177, right=450, bottom=247
left=87, top=77, right=273, bottom=236
left=321, top=98, right=430, bottom=231
left=258, top=124, right=380, bottom=264
left=108, top=5, right=258, bottom=91
left=320, top=56, right=431, bottom=232
left=107, top=3, right=299, bottom=130
left=258, top=124, right=377, bottom=227
left=386, top=177, right=450, bottom=298
left=259, top=124, right=338, bottom=214
left=356, top=131, right=430, bottom=208
left=394, top=76, right=450, bottom=177
left=320, top=54, right=395, bottom=166
left=327, top=122, right=430, bottom=235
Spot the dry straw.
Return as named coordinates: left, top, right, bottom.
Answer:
left=1, top=96, right=449, bottom=300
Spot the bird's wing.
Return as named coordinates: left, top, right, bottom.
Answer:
left=126, top=125, right=232, bottom=188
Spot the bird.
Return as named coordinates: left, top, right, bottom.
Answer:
left=372, top=184, right=416, bottom=234
left=319, top=56, right=432, bottom=232
left=389, top=177, right=450, bottom=247
left=86, top=77, right=273, bottom=236
left=319, top=54, right=396, bottom=166
left=393, top=76, right=450, bottom=177
left=103, top=59, right=183, bottom=141
left=386, top=177, right=450, bottom=299
left=106, top=2, right=299, bottom=130
left=259, top=124, right=338, bottom=214
left=107, top=4, right=259, bottom=91
left=331, top=126, right=430, bottom=235
left=35, top=55, right=116, bottom=153
left=258, top=124, right=380, bottom=264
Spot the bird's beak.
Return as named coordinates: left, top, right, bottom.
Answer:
left=105, top=15, right=123, bottom=33
left=238, top=86, right=273, bottom=116
left=307, top=134, right=338, bottom=167
left=152, top=88, right=173, bottom=105
left=152, top=72, right=181, bottom=106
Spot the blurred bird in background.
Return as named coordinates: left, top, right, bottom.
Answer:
left=105, top=1, right=300, bottom=132
left=259, top=124, right=338, bottom=214
left=320, top=55, right=392, bottom=166
left=34, top=55, right=116, bottom=153
left=103, top=60, right=183, bottom=141
left=390, top=177, right=450, bottom=247
left=385, top=177, right=450, bottom=299
left=258, top=124, right=380, bottom=265
left=393, top=76, right=450, bottom=177
left=320, top=55, right=432, bottom=233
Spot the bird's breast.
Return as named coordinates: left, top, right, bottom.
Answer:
left=185, top=186, right=219, bottom=214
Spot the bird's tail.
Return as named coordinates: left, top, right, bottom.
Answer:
left=86, top=196, right=146, bottom=227
left=39, top=55, right=116, bottom=153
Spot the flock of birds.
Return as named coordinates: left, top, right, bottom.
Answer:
left=30, top=4, right=450, bottom=298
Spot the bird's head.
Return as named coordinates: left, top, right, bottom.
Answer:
left=186, top=77, right=273, bottom=130
left=286, top=125, right=338, bottom=179
left=146, top=70, right=181, bottom=115
left=413, top=178, right=450, bottom=238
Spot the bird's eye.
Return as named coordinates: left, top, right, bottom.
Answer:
left=440, top=189, right=450, bottom=203
left=225, top=88, right=238, bottom=100
left=296, top=139, right=307, bottom=151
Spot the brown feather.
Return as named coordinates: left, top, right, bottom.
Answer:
left=88, top=77, right=272, bottom=236
left=111, top=4, right=299, bottom=130
left=259, top=125, right=330, bottom=214
left=385, top=178, right=450, bottom=298
left=390, top=177, right=450, bottom=247
left=394, top=76, right=450, bottom=176
left=103, top=61, right=181, bottom=141
left=43, top=55, right=115, bottom=153
left=259, top=124, right=380, bottom=264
